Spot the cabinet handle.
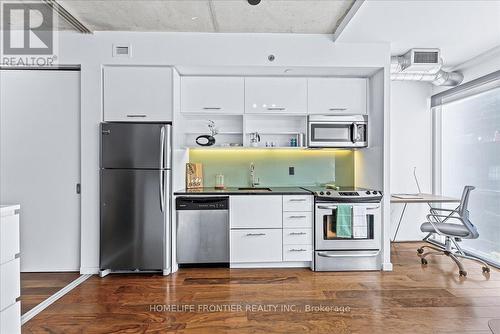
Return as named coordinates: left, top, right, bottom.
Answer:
left=126, top=114, right=147, bottom=118
left=246, top=233, right=266, bottom=236
left=288, top=215, right=307, bottom=219
left=289, top=199, right=307, bottom=202
left=328, top=108, right=347, bottom=111
left=289, top=232, right=307, bottom=235
left=203, top=107, right=222, bottom=110
left=267, top=107, right=286, bottom=111
left=289, top=248, right=307, bottom=252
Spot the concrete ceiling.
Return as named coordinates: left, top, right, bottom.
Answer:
left=337, top=0, right=500, bottom=68
left=49, top=0, right=356, bottom=34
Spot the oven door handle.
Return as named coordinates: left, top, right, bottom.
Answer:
left=317, top=205, right=380, bottom=210
left=317, top=251, right=380, bottom=258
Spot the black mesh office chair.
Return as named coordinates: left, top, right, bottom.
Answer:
left=417, top=186, right=490, bottom=277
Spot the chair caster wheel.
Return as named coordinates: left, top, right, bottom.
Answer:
left=421, top=258, right=428, bottom=265
left=459, top=270, right=467, bottom=277
left=482, top=267, right=490, bottom=273
left=417, top=248, right=424, bottom=254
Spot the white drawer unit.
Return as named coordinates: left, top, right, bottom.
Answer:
left=282, top=211, right=312, bottom=228
left=308, top=78, right=367, bottom=115
left=283, top=195, right=313, bottom=212
left=103, top=66, right=173, bottom=121
left=180, top=76, right=244, bottom=114
left=245, top=78, right=307, bottom=114
left=230, top=195, right=282, bottom=229
left=0, top=214, right=19, bottom=265
left=230, top=229, right=282, bottom=263
left=283, top=228, right=312, bottom=245
left=283, top=245, right=313, bottom=262
left=0, top=302, right=21, bottom=334
left=0, top=258, right=20, bottom=311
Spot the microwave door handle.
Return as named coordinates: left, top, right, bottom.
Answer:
left=351, top=122, right=358, bottom=143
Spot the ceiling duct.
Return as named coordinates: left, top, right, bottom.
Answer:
left=390, top=48, right=463, bottom=86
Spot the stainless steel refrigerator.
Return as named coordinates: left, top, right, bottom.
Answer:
left=100, top=122, right=171, bottom=276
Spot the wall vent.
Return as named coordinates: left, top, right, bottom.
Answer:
left=112, top=44, right=131, bottom=57
left=413, top=51, right=439, bottom=64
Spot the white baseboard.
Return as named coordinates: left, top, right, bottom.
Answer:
left=21, top=274, right=92, bottom=325
left=382, top=262, right=393, bottom=271
left=80, top=267, right=99, bottom=275
left=230, top=261, right=311, bottom=269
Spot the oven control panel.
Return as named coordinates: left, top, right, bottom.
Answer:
left=313, top=189, right=383, bottom=202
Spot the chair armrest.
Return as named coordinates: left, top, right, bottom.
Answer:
left=430, top=207, right=457, bottom=212
left=425, top=214, right=476, bottom=237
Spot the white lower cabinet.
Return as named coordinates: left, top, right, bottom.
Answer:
left=283, top=228, right=312, bottom=245
left=283, top=211, right=312, bottom=228
left=230, top=195, right=282, bottom=229
left=0, top=213, right=19, bottom=264
left=1, top=206, right=21, bottom=334
left=0, top=258, right=20, bottom=311
left=0, top=302, right=20, bottom=334
left=283, top=245, right=313, bottom=262
left=229, top=194, right=313, bottom=266
left=230, top=229, right=282, bottom=263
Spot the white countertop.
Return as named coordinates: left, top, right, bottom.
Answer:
left=1, top=204, right=20, bottom=216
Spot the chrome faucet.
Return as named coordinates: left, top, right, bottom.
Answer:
left=250, top=162, right=260, bottom=188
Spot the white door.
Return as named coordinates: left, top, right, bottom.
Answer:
left=308, top=78, right=367, bottom=114
left=0, top=70, right=81, bottom=271
left=245, top=78, right=307, bottom=114
left=103, top=66, right=173, bottom=121
left=180, top=77, right=244, bottom=114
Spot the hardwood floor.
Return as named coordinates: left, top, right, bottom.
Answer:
left=22, top=243, right=500, bottom=333
left=20, top=272, right=81, bottom=315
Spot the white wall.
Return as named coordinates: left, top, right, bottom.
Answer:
left=52, top=32, right=390, bottom=274
left=390, top=81, right=433, bottom=241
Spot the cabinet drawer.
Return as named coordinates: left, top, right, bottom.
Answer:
left=0, top=214, right=19, bottom=265
left=283, top=212, right=312, bottom=228
left=283, top=195, right=312, bottom=212
left=0, top=301, right=20, bottom=334
left=181, top=77, right=244, bottom=114
left=230, top=195, right=282, bottom=229
left=283, top=245, right=312, bottom=262
left=230, top=229, right=282, bottom=263
left=0, top=258, right=20, bottom=311
left=313, top=250, right=381, bottom=271
left=283, top=228, right=312, bottom=245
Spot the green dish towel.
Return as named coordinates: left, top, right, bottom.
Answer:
left=336, top=205, right=353, bottom=238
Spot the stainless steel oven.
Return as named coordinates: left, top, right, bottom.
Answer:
left=312, top=201, right=381, bottom=271
left=308, top=115, right=368, bottom=148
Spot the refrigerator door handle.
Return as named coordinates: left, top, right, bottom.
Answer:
left=160, top=170, right=165, bottom=213
left=165, top=124, right=172, bottom=169
left=160, top=126, right=166, bottom=169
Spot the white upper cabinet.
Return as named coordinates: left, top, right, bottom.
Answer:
left=308, top=78, right=367, bottom=115
left=103, top=66, right=173, bottom=122
left=181, top=77, right=244, bottom=114
left=245, top=78, right=307, bottom=114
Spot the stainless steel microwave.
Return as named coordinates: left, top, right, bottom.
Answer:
left=308, top=115, right=368, bottom=148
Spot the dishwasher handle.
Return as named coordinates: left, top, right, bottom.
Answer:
left=176, top=196, right=229, bottom=210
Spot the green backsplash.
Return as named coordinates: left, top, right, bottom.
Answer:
left=189, top=149, right=355, bottom=188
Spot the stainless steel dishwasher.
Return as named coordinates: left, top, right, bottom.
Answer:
left=176, top=197, right=229, bottom=264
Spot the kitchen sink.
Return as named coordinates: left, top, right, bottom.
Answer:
left=238, top=187, right=272, bottom=192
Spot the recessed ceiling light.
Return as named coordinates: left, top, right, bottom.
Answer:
left=284, top=69, right=292, bottom=73
left=248, top=0, right=261, bottom=5
left=191, top=16, right=198, bottom=20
